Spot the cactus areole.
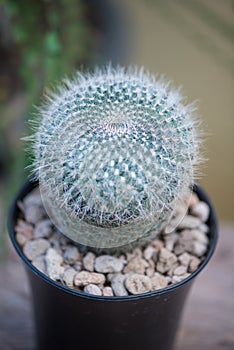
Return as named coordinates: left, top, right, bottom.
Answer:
left=32, top=65, right=201, bottom=248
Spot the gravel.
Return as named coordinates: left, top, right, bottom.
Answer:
left=15, top=189, right=211, bottom=296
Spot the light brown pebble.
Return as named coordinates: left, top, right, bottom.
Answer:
left=151, top=239, right=164, bottom=252
left=15, top=219, right=33, bottom=239
left=159, top=248, right=177, bottom=266
left=190, top=201, right=209, bottom=222
left=63, top=246, right=80, bottom=264
left=23, top=239, right=50, bottom=261
left=16, top=233, right=29, bottom=247
left=164, top=233, right=179, bottom=251
left=111, top=274, right=128, bottom=296
left=146, top=259, right=155, bottom=277
left=189, top=256, right=201, bottom=272
left=83, top=252, right=96, bottom=272
left=177, top=215, right=201, bottom=230
left=102, top=286, right=114, bottom=296
left=151, top=273, right=168, bottom=290
left=143, top=246, right=156, bottom=261
left=167, top=263, right=180, bottom=277
left=173, top=265, right=188, bottom=276
left=132, top=247, right=143, bottom=257
left=84, top=284, right=102, bottom=296
left=192, top=241, right=207, bottom=257
left=95, top=255, right=124, bottom=273
left=34, top=220, right=52, bottom=239
left=45, top=248, right=64, bottom=280
left=172, top=273, right=191, bottom=284
left=123, top=256, right=148, bottom=274
left=178, top=252, right=193, bottom=266
left=125, top=274, right=152, bottom=294
left=32, top=255, right=46, bottom=273
left=74, top=271, right=105, bottom=287
left=62, top=268, right=77, bottom=288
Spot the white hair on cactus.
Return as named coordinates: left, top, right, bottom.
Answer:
left=31, top=64, right=202, bottom=248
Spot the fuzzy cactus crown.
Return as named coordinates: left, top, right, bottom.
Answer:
left=32, top=65, right=201, bottom=248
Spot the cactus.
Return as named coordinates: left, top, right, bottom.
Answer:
left=32, top=65, right=201, bottom=248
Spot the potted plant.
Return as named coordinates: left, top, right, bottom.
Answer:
left=8, top=65, right=218, bottom=350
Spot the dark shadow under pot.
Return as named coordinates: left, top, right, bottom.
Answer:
left=8, top=178, right=218, bottom=350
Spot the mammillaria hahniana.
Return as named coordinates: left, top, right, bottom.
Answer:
left=31, top=65, right=201, bottom=248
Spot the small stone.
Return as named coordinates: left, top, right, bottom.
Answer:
left=111, top=274, right=128, bottom=296
left=146, top=259, right=155, bottom=277
left=16, top=233, right=29, bottom=247
left=84, top=284, right=102, bottom=296
left=199, top=223, right=209, bottom=233
left=151, top=273, right=168, bottom=290
left=24, top=205, right=44, bottom=224
left=123, top=256, right=148, bottom=274
left=45, top=248, right=64, bottom=280
left=73, top=261, right=83, bottom=272
left=32, top=255, right=46, bottom=273
left=167, top=263, right=180, bottom=277
left=164, top=233, right=179, bottom=251
left=34, top=220, right=52, bottom=239
left=83, top=252, right=96, bottom=272
left=172, top=273, right=191, bottom=284
left=192, top=241, right=207, bottom=257
left=125, top=274, right=152, bottom=294
left=15, top=219, right=33, bottom=239
left=173, top=265, right=188, bottom=276
left=177, top=215, right=201, bottom=230
left=102, top=286, right=114, bottom=296
left=132, top=247, right=143, bottom=257
left=151, top=239, right=164, bottom=252
left=62, top=268, right=77, bottom=287
left=190, top=201, right=209, bottom=222
left=23, top=239, right=50, bottom=261
left=189, top=256, right=201, bottom=272
left=159, top=248, right=177, bottom=266
left=63, top=246, right=80, bottom=264
left=143, top=246, right=156, bottom=261
left=95, top=255, right=124, bottom=273
left=74, top=271, right=105, bottom=287
left=178, top=252, right=192, bottom=266
left=191, top=230, right=209, bottom=245
left=23, top=188, right=42, bottom=207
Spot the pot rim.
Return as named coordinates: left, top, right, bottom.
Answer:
left=8, top=177, right=218, bottom=302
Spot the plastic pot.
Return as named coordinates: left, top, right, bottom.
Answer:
left=8, top=178, right=218, bottom=350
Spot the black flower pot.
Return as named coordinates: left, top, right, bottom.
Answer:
left=8, top=178, right=218, bottom=350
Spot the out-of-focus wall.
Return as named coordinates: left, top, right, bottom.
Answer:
left=124, top=0, right=234, bottom=220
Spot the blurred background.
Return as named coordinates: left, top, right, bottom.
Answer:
left=0, top=0, right=233, bottom=349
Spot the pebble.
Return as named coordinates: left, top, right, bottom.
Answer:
left=84, top=284, right=102, bottom=296
left=74, top=271, right=105, bottom=287
left=172, top=273, right=191, bottom=284
left=125, top=274, right=152, bottom=294
left=173, top=265, right=188, bottom=276
left=24, top=205, right=44, bottom=225
left=102, top=286, right=114, bottom=296
left=159, top=248, right=177, bottom=268
left=62, top=268, right=77, bottom=288
left=143, top=246, right=156, bottom=261
left=146, top=259, right=155, bottom=277
left=63, top=246, right=80, bottom=264
left=178, top=252, right=192, bottom=266
left=151, top=239, right=164, bottom=253
left=15, top=219, right=33, bottom=239
left=164, top=233, right=179, bottom=252
left=189, top=256, right=201, bottom=272
left=95, top=255, right=124, bottom=273
left=83, top=252, right=96, bottom=272
left=32, top=255, right=46, bottom=273
left=16, top=233, right=29, bottom=247
left=192, top=241, right=207, bottom=257
left=124, top=256, right=148, bottom=274
left=23, top=188, right=43, bottom=207
left=190, top=201, right=209, bottom=222
left=151, top=273, right=168, bottom=290
left=177, top=215, right=201, bottom=230
left=23, top=239, right=50, bottom=261
left=34, top=219, right=52, bottom=239
left=111, top=274, right=128, bottom=296
left=45, top=248, right=64, bottom=280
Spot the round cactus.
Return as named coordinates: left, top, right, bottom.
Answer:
left=32, top=65, right=201, bottom=248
